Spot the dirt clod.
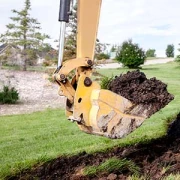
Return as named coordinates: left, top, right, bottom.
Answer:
left=109, top=70, right=174, bottom=117
left=107, top=173, right=117, bottom=180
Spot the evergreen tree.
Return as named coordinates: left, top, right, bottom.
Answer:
left=116, top=39, right=146, bottom=68
left=0, top=0, right=50, bottom=70
left=63, top=3, right=77, bottom=60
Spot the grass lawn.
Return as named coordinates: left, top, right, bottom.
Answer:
left=0, top=62, right=180, bottom=179
left=145, top=57, right=172, bottom=60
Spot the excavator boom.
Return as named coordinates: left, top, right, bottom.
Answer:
left=77, top=0, right=102, bottom=60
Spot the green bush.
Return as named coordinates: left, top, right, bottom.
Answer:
left=100, top=76, right=114, bottom=89
left=116, top=39, right=146, bottom=68
left=83, top=158, right=140, bottom=177
left=146, top=49, right=156, bottom=57
left=175, top=55, right=180, bottom=62
left=166, top=44, right=174, bottom=57
left=0, top=86, right=19, bottom=104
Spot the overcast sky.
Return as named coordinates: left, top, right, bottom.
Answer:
left=0, top=0, right=179, bottom=57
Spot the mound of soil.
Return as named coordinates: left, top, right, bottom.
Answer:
left=109, top=70, right=174, bottom=117
left=8, top=114, right=180, bottom=180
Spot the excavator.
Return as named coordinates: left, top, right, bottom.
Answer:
left=53, top=0, right=171, bottom=139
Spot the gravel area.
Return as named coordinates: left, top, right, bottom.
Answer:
left=0, top=69, right=65, bottom=116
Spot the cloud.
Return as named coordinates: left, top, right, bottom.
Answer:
left=97, top=0, right=180, bottom=56
left=0, top=0, right=179, bottom=56
left=152, top=24, right=171, bottom=30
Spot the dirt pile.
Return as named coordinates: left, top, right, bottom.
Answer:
left=8, top=114, right=180, bottom=180
left=109, top=70, right=174, bottom=117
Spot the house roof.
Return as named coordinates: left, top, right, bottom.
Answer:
left=0, top=44, right=7, bottom=52
left=0, top=44, right=19, bottom=54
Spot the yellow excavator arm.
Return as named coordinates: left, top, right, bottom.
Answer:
left=53, top=0, right=164, bottom=138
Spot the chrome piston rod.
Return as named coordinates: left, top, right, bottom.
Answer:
left=57, top=0, right=71, bottom=67
left=58, top=21, right=66, bottom=67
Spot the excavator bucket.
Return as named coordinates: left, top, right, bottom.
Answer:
left=67, top=74, right=148, bottom=138
left=64, top=70, right=174, bottom=139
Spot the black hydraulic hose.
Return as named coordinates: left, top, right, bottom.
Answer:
left=59, top=0, right=71, bottom=22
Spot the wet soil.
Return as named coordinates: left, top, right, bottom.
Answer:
left=109, top=70, right=174, bottom=117
left=8, top=114, right=180, bottom=180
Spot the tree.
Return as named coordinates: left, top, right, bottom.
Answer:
left=63, top=3, right=106, bottom=60
left=110, top=45, right=117, bottom=53
left=0, top=0, right=50, bottom=70
left=116, top=39, right=146, bottom=68
left=63, top=3, right=77, bottom=61
left=175, top=43, right=180, bottom=62
left=96, top=52, right=110, bottom=60
left=146, top=49, right=156, bottom=57
left=43, top=45, right=58, bottom=64
left=166, top=44, right=174, bottom=57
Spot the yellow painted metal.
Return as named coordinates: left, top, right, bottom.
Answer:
left=59, top=80, right=76, bottom=103
left=71, top=76, right=146, bottom=138
left=77, top=0, right=102, bottom=60
left=75, top=67, right=92, bottom=82
left=89, top=90, right=146, bottom=138
left=97, top=90, right=145, bottom=119
left=54, top=58, right=91, bottom=80
left=89, top=89, right=101, bottom=130
left=73, top=74, right=100, bottom=126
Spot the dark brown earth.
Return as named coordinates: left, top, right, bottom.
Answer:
left=8, top=114, right=180, bottom=180
left=109, top=70, right=174, bottom=117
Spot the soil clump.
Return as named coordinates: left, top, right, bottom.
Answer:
left=109, top=70, right=174, bottom=117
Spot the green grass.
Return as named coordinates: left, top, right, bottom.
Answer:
left=0, top=109, right=111, bottom=178
left=0, top=62, right=180, bottom=178
left=83, top=158, right=140, bottom=177
left=163, top=174, right=180, bottom=180
left=145, top=57, right=172, bottom=60
left=128, top=174, right=180, bottom=180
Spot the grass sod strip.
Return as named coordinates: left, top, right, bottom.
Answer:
left=83, top=157, right=140, bottom=177
left=0, top=62, right=180, bottom=178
